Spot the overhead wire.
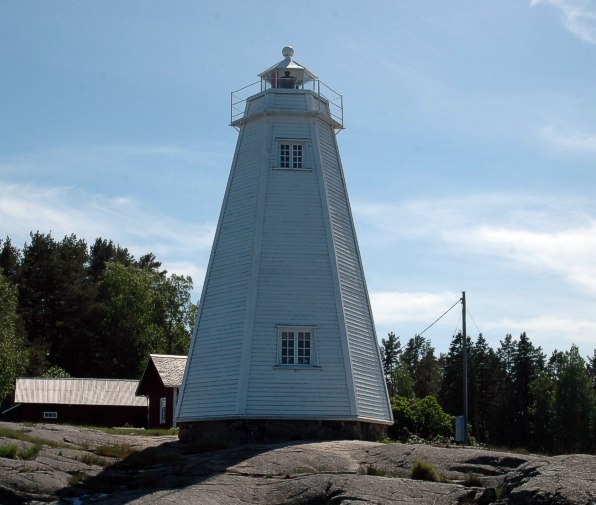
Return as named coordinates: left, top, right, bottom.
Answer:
left=466, top=308, right=482, bottom=337
left=452, top=313, right=462, bottom=338
left=417, top=297, right=462, bottom=337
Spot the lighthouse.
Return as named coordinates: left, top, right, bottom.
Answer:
left=176, top=47, right=393, bottom=442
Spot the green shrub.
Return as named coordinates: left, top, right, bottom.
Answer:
left=410, top=460, right=441, bottom=482
left=0, top=444, right=19, bottom=459
left=389, top=395, right=454, bottom=442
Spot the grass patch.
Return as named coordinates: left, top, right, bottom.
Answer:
left=68, top=471, right=88, bottom=486
left=0, top=443, right=42, bottom=460
left=0, top=444, right=19, bottom=459
left=358, top=463, right=397, bottom=477
left=462, top=473, right=484, bottom=487
left=76, top=452, right=112, bottom=467
left=78, top=426, right=178, bottom=437
left=19, top=443, right=42, bottom=460
left=92, top=443, right=136, bottom=459
left=359, top=463, right=386, bottom=476
left=410, top=460, right=441, bottom=482
left=0, top=426, right=70, bottom=449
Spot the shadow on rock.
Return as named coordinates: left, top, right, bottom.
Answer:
left=59, top=438, right=275, bottom=504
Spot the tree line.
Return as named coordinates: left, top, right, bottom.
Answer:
left=0, top=232, right=197, bottom=403
left=380, top=331, right=596, bottom=454
left=2, top=231, right=595, bottom=454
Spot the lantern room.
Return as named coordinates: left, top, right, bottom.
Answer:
left=258, top=46, right=317, bottom=90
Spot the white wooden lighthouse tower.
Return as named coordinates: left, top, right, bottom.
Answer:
left=176, top=47, right=392, bottom=442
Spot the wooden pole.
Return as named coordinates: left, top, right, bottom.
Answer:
left=462, top=291, right=469, bottom=444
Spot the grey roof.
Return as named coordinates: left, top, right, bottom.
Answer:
left=149, top=354, right=187, bottom=388
left=14, top=378, right=148, bottom=407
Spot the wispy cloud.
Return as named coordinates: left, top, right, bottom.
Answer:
left=0, top=142, right=232, bottom=178
left=0, top=181, right=215, bottom=282
left=355, top=193, right=596, bottom=295
left=531, top=0, right=596, bottom=44
left=540, top=125, right=596, bottom=152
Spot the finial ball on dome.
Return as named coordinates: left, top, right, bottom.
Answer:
left=282, top=46, right=294, bottom=58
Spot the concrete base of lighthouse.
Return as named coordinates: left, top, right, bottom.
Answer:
left=178, top=419, right=389, bottom=445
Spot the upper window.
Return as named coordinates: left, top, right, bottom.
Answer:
left=279, top=143, right=303, bottom=169
left=277, top=326, right=317, bottom=366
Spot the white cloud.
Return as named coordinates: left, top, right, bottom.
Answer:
left=370, top=290, right=461, bottom=325
left=470, top=222, right=596, bottom=293
left=490, top=314, right=596, bottom=351
left=531, top=0, right=596, bottom=44
left=540, top=125, right=596, bottom=152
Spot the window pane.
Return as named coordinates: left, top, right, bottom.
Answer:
left=160, top=397, right=167, bottom=424
left=292, top=144, right=303, bottom=168
left=281, top=330, right=295, bottom=364
left=297, top=331, right=311, bottom=364
left=280, top=144, right=290, bottom=168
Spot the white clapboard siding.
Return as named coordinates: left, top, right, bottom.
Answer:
left=177, top=53, right=392, bottom=426
left=315, top=120, right=392, bottom=420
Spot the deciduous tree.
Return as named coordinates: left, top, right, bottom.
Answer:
left=0, top=272, right=27, bottom=400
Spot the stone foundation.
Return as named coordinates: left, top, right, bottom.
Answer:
left=178, top=419, right=388, bottom=444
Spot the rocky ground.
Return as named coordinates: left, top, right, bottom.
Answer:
left=0, top=421, right=594, bottom=504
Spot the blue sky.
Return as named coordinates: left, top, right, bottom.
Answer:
left=1, top=1, right=595, bottom=359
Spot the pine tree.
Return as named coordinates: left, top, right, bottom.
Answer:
left=469, top=334, right=502, bottom=443
left=0, top=237, right=21, bottom=283
left=439, top=332, right=467, bottom=416
left=510, top=332, right=545, bottom=447
left=554, top=345, right=595, bottom=453
left=529, top=370, right=555, bottom=453
left=380, top=332, right=401, bottom=397
left=402, top=334, right=438, bottom=398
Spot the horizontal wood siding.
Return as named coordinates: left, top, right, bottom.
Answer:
left=245, top=119, right=351, bottom=416
left=177, top=118, right=265, bottom=420
left=273, top=91, right=307, bottom=110
left=316, top=119, right=392, bottom=422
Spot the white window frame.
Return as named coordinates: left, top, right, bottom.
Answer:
left=276, top=141, right=309, bottom=170
left=159, top=397, right=167, bottom=425
left=276, top=326, right=318, bottom=367
left=43, top=411, right=57, bottom=419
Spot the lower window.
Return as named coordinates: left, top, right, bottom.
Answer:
left=43, top=411, right=57, bottom=419
left=278, top=326, right=317, bottom=366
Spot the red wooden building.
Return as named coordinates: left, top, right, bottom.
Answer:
left=9, top=378, right=148, bottom=427
left=135, top=354, right=187, bottom=428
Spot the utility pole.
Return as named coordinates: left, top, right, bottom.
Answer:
left=462, top=291, right=469, bottom=444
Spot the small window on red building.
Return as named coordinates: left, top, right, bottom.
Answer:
left=159, top=397, right=166, bottom=425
